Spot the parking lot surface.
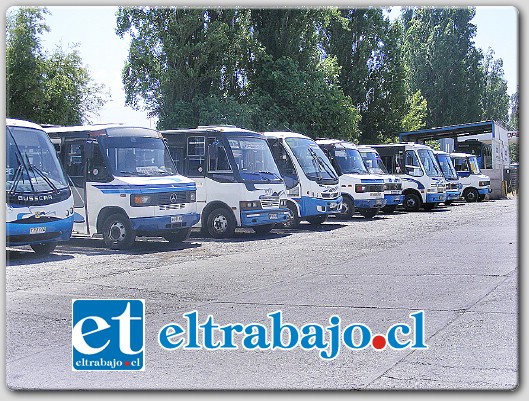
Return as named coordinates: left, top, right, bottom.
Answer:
left=5, top=198, right=518, bottom=390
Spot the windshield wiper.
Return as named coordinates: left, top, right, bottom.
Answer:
left=308, top=148, right=338, bottom=180
left=8, top=163, right=25, bottom=195
left=258, top=171, right=281, bottom=179
left=24, top=153, right=59, bottom=192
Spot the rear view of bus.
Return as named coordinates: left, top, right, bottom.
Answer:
left=6, top=119, right=74, bottom=254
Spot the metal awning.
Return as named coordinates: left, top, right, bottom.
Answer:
left=399, top=121, right=494, bottom=143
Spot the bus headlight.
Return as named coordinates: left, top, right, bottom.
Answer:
left=479, top=181, right=490, bottom=187
left=355, top=184, right=366, bottom=193
left=131, top=194, right=154, bottom=206
left=240, top=201, right=262, bottom=210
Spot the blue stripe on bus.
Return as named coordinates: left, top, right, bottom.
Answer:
left=400, top=177, right=425, bottom=190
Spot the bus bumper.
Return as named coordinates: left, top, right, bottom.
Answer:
left=384, top=193, right=404, bottom=206
left=240, top=208, right=290, bottom=227
left=426, top=193, right=446, bottom=203
left=478, top=187, right=491, bottom=195
left=299, top=196, right=342, bottom=217
left=6, top=215, right=74, bottom=246
left=446, top=191, right=461, bottom=201
left=130, top=212, right=200, bottom=232
left=354, top=198, right=386, bottom=209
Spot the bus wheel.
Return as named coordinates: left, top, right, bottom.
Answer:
left=163, top=228, right=191, bottom=243
left=281, top=203, right=300, bottom=229
left=30, top=242, right=57, bottom=255
left=464, top=188, right=479, bottom=203
left=339, top=197, right=355, bottom=219
left=206, top=208, right=236, bottom=239
left=381, top=204, right=397, bottom=214
left=252, top=224, right=275, bottom=234
left=102, top=213, right=136, bottom=250
left=306, top=214, right=328, bottom=225
left=359, top=208, right=378, bottom=219
left=404, top=193, right=421, bottom=212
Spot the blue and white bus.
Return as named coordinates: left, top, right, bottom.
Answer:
left=6, top=119, right=74, bottom=254
left=433, top=150, right=462, bottom=205
left=161, top=126, right=290, bottom=238
left=263, top=132, right=342, bottom=227
left=45, top=124, right=200, bottom=249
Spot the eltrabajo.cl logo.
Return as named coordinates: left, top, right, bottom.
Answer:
left=72, top=299, right=144, bottom=371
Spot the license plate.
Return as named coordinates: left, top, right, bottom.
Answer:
left=370, top=192, right=382, bottom=197
left=171, top=216, right=183, bottom=223
left=30, top=227, right=46, bottom=234
left=269, top=213, right=278, bottom=220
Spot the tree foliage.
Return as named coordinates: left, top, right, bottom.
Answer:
left=6, top=7, right=108, bottom=125
left=509, top=88, right=519, bottom=130
left=326, top=9, right=408, bottom=143
left=401, top=7, right=484, bottom=127
left=116, top=6, right=514, bottom=142
left=481, top=48, right=509, bottom=124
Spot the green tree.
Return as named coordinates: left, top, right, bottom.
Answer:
left=6, top=7, right=107, bottom=125
left=401, top=7, right=483, bottom=127
left=116, top=7, right=256, bottom=129
left=326, top=9, right=407, bottom=144
left=509, top=88, right=519, bottom=130
left=6, top=7, right=49, bottom=121
left=481, top=48, right=509, bottom=124
left=248, top=8, right=360, bottom=139
left=249, top=57, right=360, bottom=140
left=401, top=90, right=428, bottom=133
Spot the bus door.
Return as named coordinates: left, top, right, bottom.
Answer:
left=61, top=138, right=89, bottom=233
left=184, top=135, right=207, bottom=204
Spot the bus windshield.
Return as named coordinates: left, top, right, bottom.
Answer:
left=285, top=137, right=338, bottom=183
left=6, top=126, right=69, bottom=193
left=417, top=149, right=443, bottom=177
left=227, top=137, right=282, bottom=183
left=360, top=150, right=388, bottom=174
left=436, top=153, right=458, bottom=180
left=332, top=146, right=368, bottom=175
left=101, top=136, right=177, bottom=177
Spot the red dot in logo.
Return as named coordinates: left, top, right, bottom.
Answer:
left=125, top=361, right=130, bottom=366
left=372, top=334, right=387, bottom=350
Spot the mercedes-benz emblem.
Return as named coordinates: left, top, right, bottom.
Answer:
left=170, top=193, right=178, bottom=203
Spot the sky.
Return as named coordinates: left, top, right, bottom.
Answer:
left=30, top=5, right=520, bottom=129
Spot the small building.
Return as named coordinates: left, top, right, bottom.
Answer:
left=399, top=121, right=511, bottom=199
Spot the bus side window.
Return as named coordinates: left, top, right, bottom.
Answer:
left=87, top=145, right=110, bottom=182
left=169, top=147, right=185, bottom=174
left=207, top=138, right=232, bottom=172
left=186, top=136, right=206, bottom=177
left=64, top=143, right=84, bottom=178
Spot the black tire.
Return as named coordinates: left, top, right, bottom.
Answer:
left=464, top=188, right=479, bottom=203
left=404, top=193, right=421, bottom=212
left=339, top=196, right=355, bottom=219
left=306, top=214, right=328, bottom=225
left=478, top=194, right=486, bottom=201
left=359, top=208, right=378, bottom=219
left=206, top=207, right=236, bottom=239
left=163, top=228, right=191, bottom=243
left=444, top=200, right=453, bottom=206
left=102, top=213, right=136, bottom=250
left=252, top=224, right=275, bottom=234
left=281, top=203, right=301, bottom=229
left=423, top=203, right=437, bottom=211
left=30, top=242, right=57, bottom=255
left=381, top=204, right=397, bottom=214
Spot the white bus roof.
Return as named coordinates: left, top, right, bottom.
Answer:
left=6, top=118, right=44, bottom=130
left=450, top=152, right=474, bottom=158
left=261, top=131, right=311, bottom=140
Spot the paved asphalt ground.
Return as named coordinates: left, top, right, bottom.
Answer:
left=4, top=197, right=519, bottom=391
